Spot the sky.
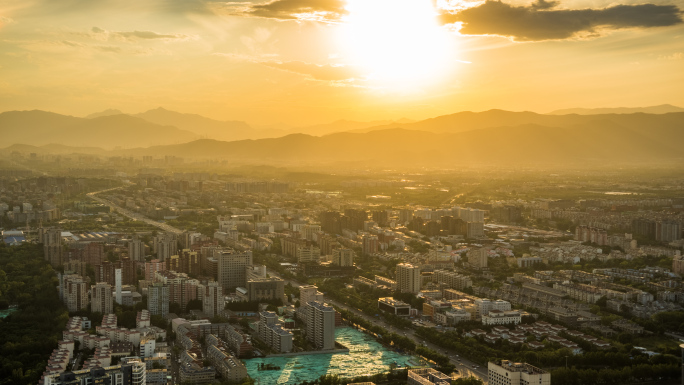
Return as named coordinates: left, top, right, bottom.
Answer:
left=0, top=0, right=683, bottom=126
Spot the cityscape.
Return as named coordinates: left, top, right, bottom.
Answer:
left=2, top=0, right=684, bottom=385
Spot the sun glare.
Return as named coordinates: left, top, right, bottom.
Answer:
left=339, top=0, right=455, bottom=89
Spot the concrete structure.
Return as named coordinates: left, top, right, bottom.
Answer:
left=43, top=228, right=63, bottom=267
left=115, top=268, right=123, bottom=305
left=377, top=297, right=410, bottom=316
left=407, top=368, right=452, bottom=385
left=128, top=238, right=145, bottom=262
left=148, top=283, right=169, bottom=317
left=332, top=248, right=354, bottom=267
left=91, top=282, right=113, bottom=314
left=216, top=249, right=253, bottom=290
left=206, top=334, right=248, bottom=383
left=202, top=281, right=225, bottom=318
left=433, top=270, right=472, bottom=290
left=245, top=276, right=284, bottom=302
left=468, top=248, right=488, bottom=269
left=62, top=274, right=88, bottom=312
left=396, top=263, right=421, bottom=293
left=306, top=302, right=335, bottom=350
left=488, top=360, right=551, bottom=385
left=257, top=311, right=294, bottom=353
left=482, top=310, right=522, bottom=325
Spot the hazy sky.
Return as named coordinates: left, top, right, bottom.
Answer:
left=0, top=0, right=682, bottom=125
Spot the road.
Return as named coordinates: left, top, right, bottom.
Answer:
left=87, top=187, right=184, bottom=235
left=268, top=270, right=489, bottom=383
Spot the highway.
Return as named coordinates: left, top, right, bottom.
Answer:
left=86, top=187, right=184, bottom=235
left=268, top=269, right=489, bottom=383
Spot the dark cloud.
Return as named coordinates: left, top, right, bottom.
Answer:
left=248, top=0, right=347, bottom=21
left=261, top=60, right=359, bottom=81
left=439, top=0, right=683, bottom=41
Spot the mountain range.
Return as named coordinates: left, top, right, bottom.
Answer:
left=2, top=108, right=684, bottom=166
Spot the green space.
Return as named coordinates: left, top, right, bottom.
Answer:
left=0, top=243, right=69, bottom=385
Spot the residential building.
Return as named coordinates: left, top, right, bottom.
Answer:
left=396, top=263, right=421, bottom=293
left=62, top=274, right=88, bottom=312
left=305, top=302, right=335, bottom=350
left=257, top=311, right=294, bottom=353
left=148, top=283, right=169, bottom=317
left=91, top=282, right=113, bottom=314
left=202, top=281, right=225, bottom=318
left=332, top=248, right=354, bottom=267
left=216, top=249, right=253, bottom=290
left=468, top=248, right=488, bottom=269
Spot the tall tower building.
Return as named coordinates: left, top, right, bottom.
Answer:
left=62, top=274, right=88, bottom=312
left=396, top=263, right=421, bottom=293
left=362, top=235, right=379, bottom=255
left=305, top=302, right=335, bottom=350
left=115, top=268, right=123, bottom=305
left=216, top=250, right=253, bottom=290
left=128, top=238, right=145, bottom=262
left=43, top=228, right=63, bottom=267
left=202, top=281, right=225, bottom=318
left=153, top=233, right=178, bottom=261
left=148, top=283, right=169, bottom=317
left=91, top=282, right=113, bottom=314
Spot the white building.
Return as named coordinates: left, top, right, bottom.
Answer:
left=306, top=302, right=335, bottom=350
left=488, top=360, right=550, bottom=385
left=91, top=282, right=113, bottom=314
left=396, top=263, right=421, bottom=293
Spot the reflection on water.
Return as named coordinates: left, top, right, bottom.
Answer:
left=245, top=327, right=421, bottom=384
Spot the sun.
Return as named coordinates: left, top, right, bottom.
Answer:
left=338, top=0, right=455, bottom=89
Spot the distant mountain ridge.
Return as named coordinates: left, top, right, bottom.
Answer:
left=0, top=110, right=198, bottom=148
left=2, top=108, right=684, bottom=166
left=548, top=104, right=684, bottom=115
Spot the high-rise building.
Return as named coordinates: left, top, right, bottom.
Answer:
left=372, top=210, right=389, bottom=227
left=91, top=282, right=113, bottom=314
left=257, top=311, right=294, bottom=353
left=305, top=302, right=335, bottom=350
left=656, top=220, right=682, bottom=242
left=396, top=263, right=421, bottom=293
left=153, top=233, right=178, bottom=261
left=128, top=238, right=145, bottom=262
left=332, top=248, right=354, bottom=267
left=362, top=235, right=379, bottom=255
left=468, top=248, right=489, bottom=269
left=466, top=222, right=485, bottom=238
left=145, top=259, right=166, bottom=281
left=62, top=274, right=88, bottom=312
left=216, top=250, right=253, bottom=290
left=115, top=268, right=122, bottom=305
left=148, top=283, right=169, bottom=317
left=488, top=360, right=550, bottom=385
left=43, top=228, right=63, bottom=267
left=202, top=281, right=225, bottom=318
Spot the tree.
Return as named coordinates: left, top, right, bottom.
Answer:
left=452, top=377, right=484, bottom=385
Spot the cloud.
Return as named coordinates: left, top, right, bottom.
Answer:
left=246, top=0, right=347, bottom=21
left=439, top=0, right=684, bottom=41
left=659, top=52, right=683, bottom=60
left=260, top=60, right=360, bottom=81
left=91, top=27, right=192, bottom=41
